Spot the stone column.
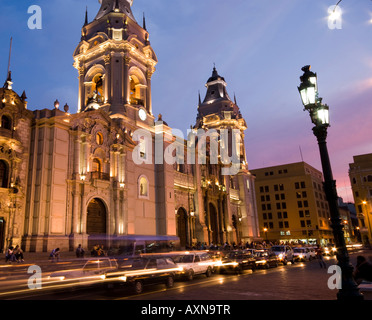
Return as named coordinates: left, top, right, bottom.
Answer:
left=104, top=54, right=111, bottom=104
left=146, top=68, right=154, bottom=114
left=78, top=65, right=85, bottom=113
left=123, top=55, right=131, bottom=105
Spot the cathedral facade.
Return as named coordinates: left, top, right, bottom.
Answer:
left=0, top=0, right=260, bottom=253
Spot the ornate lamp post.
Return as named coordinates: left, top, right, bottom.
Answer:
left=298, top=65, right=363, bottom=300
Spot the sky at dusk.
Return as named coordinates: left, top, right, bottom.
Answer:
left=1, top=0, right=372, bottom=202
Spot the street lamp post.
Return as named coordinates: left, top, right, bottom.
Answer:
left=298, top=65, right=363, bottom=300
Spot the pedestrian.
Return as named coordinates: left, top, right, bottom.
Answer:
left=76, top=244, right=85, bottom=258
left=316, top=245, right=326, bottom=268
left=353, top=255, right=372, bottom=285
left=49, top=248, right=60, bottom=262
left=5, top=246, right=16, bottom=263
left=14, top=245, right=24, bottom=262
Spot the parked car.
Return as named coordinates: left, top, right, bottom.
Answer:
left=105, top=256, right=180, bottom=294
left=217, top=250, right=256, bottom=274
left=293, top=247, right=311, bottom=261
left=270, top=245, right=295, bottom=265
left=254, top=249, right=279, bottom=269
left=171, top=251, right=215, bottom=280
left=48, top=257, right=118, bottom=283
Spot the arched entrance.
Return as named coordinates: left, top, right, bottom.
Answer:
left=209, top=203, right=219, bottom=245
left=87, top=198, right=107, bottom=250
left=176, top=207, right=188, bottom=248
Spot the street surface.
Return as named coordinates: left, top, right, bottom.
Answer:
left=1, top=253, right=367, bottom=301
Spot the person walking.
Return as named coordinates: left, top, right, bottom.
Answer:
left=316, top=245, right=326, bottom=268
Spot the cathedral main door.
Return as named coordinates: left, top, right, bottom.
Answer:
left=176, top=208, right=188, bottom=248
left=87, top=198, right=107, bottom=250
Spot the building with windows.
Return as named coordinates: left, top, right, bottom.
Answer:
left=349, top=153, right=372, bottom=245
left=251, top=162, right=333, bottom=246
left=0, top=0, right=259, bottom=253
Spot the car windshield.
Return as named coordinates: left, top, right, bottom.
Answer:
left=228, top=252, right=244, bottom=259
left=255, top=252, right=268, bottom=257
left=294, top=249, right=305, bottom=253
left=173, top=255, right=194, bottom=263
left=271, top=246, right=285, bottom=252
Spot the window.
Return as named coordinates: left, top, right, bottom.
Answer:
left=279, top=184, right=284, bottom=191
left=274, top=185, right=279, bottom=192
left=92, top=158, right=102, bottom=173
left=301, top=181, right=306, bottom=188
left=284, top=221, right=289, bottom=228
left=295, top=182, right=300, bottom=189
left=297, top=201, right=303, bottom=208
left=139, top=176, right=149, bottom=198
left=282, top=202, right=287, bottom=209
left=1, top=115, right=11, bottom=130
left=0, top=160, right=8, bottom=188
left=139, top=137, right=147, bottom=159
left=299, top=210, right=304, bottom=218
left=96, top=132, right=104, bottom=145
left=277, top=212, right=282, bottom=219
left=283, top=212, right=288, bottom=219
left=279, top=221, right=284, bottom=228
left=92, top=74, right=104, bottom=102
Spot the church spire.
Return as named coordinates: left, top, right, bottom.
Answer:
left=83, top=6, right=88, bottom=26
left=143, top=12, right=147, bottom=30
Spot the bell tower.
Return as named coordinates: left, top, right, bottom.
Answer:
left=194, top=66, right=260, bottom=244
left=73, top=0, right=157, bottom=118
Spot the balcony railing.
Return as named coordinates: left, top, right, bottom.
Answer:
left=90, top=172, right=110, bottom=181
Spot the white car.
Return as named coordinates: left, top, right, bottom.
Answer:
left=48, top=257, right=118, bottom=282
left=172, top=251, right=215, bottom=280
left=293, top=247, right=311, bottom=261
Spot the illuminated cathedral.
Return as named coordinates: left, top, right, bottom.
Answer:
left=0, top=0, right=259, bottom=252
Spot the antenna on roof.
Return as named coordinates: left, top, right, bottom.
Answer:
left=299, top=145, right=304, bottom=162
left=7, top=37, right=12, bottom=78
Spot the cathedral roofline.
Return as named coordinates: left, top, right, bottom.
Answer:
left=95, top=0, right=136, bottom=23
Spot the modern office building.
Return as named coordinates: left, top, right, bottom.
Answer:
left=251, top=162, right=333, bottom=245
left=349, top=153, right=372, bottom=245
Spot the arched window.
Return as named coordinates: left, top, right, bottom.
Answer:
left=92, top=158, right=102, bottom=173
left=96, top=132, right=104, bottom=145
left=139, top=176, right=149, bottom=198
left=0, top=160, right=9, bottom=188
left=92, top=74, right=104, bottom=102
left=1, top=115, right=11, bottom=130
